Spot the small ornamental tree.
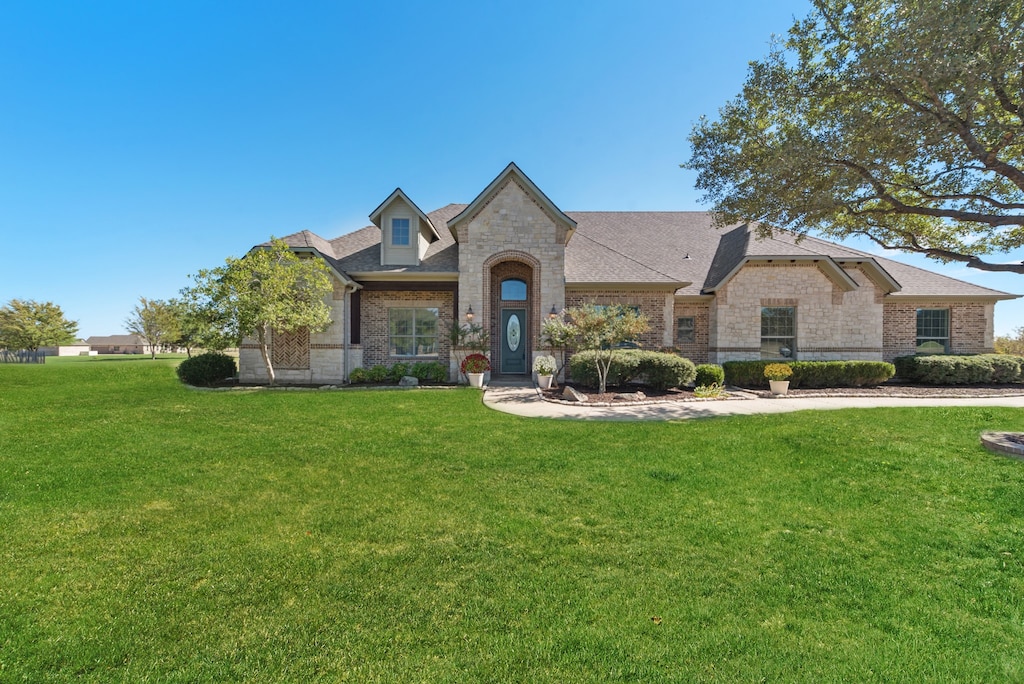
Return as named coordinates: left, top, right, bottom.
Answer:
left=0, top=299, right=78, bottom=351
left=540, top=314, right=574, bottom=388
left=185, top=238, right=333, bottom=385
left=563, top=304, right=649, bottom=394
left=125, top=297, right=179, bottom=359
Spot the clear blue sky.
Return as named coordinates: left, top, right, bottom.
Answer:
left=2, top=0, right=1021, bottom=338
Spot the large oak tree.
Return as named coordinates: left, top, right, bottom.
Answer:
left=685, top=0, right=1024, bottom=274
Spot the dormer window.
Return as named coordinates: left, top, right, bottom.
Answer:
left=391, top=218, right=410, bottom=246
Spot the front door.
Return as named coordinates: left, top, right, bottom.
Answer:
left=500, top=308, right=527, bottom=374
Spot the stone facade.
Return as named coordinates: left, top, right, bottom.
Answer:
left=456, top=179, right=568, bottom=369
left=882, top=300, right=994, bottom=360
left=238, top=279, right=348, bottom=384
left=709, top=263, right=884, bottom=363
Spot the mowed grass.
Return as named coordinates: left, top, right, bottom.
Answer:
left=2, top=360, right=1024, bottom=682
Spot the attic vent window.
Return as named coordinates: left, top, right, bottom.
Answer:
left=391, top=218, right=410, bottom=246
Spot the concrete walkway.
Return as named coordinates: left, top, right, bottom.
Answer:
left=482, top=385, right=1024, bottom=421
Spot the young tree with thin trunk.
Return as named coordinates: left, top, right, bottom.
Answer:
left=563, top=304, right=649, bottom=395
left=184, top=238, right=333, bottom=385
left=125, top=297, right=178, bottom=359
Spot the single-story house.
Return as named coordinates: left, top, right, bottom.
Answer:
left=238, top=162, right=1018, bottom=384
left=86, top=334, right=156, bottom=355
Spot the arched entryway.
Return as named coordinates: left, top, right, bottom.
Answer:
left=484, top=253, right=541, bottom=375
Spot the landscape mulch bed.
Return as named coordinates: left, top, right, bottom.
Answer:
left=543, top=382, right=1024, bottom=404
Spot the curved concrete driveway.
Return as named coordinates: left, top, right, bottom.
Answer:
left=483, top=386, right=1024, bottom=421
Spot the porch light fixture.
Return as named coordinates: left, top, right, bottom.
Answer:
left=549, top=305, right=559, bottom=319
left=466, top=306, right=474, bottom=321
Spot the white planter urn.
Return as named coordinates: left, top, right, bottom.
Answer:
left=769, top=380, right=790, bottom=395
left=468, top=372, right=485, bottom=389
left=537, top=374, right=553, bottom=390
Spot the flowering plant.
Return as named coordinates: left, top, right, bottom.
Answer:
left=763, top=363, right=793, bottom=381
left=533, top=355, right=556, bottom=376
left=461, top=353, right=490, bottom=374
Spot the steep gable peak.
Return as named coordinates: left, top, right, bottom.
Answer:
left=446, top=162, right=576, bottom=243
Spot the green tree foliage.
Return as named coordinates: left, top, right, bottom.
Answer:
left=0, top=299, right=78, bottom=351
left=125, top=297, right=179, bottom=360
left=167, top=295, right=234, bottom=357
left=995, top=327, right=1024, bottom=355
left=184, top=238, right=333, bottom=385
left=540, top=314, right=574, bottom=387
left=561, top=304, right=650, bottom=394
left=685, top=0, right=1024, bottom=274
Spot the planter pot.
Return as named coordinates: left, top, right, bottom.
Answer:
left=769, top=380, right=790, bottom=395
left=467, top=372, right=485, bottom=389
left=537, top=374, right=553, bottom=390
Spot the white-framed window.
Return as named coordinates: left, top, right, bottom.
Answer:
left=391, top=217, right=410, bottom=246
left=676, top=317, right=695, bottom=344
left=761, top=306, right=795, bottom=359
left=916, top=308, right=949, bottom=354
left=389, top=307, right=439, bottom=357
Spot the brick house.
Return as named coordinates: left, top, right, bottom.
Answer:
left=238, top=163, right=1017, bottom=384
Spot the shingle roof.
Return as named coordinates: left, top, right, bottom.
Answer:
left=268, top=210, right=1016, bottom=299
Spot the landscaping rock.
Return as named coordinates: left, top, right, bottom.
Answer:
left=562, top=386, right=589, bottom=402
left=614, top=391, right=647, bottom=401
left=399, top=375, right=419, bottom=387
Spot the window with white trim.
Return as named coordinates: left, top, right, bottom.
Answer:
left=916, top=308, right=949, bottom=354
left=391, top=218, right=410, bottom=246
left=761, top=306, right=795, bottom=359
left=389, top=307, right=439, bottom=357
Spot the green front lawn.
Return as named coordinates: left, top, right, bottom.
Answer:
left=2, top=360, right=1023, bottom=681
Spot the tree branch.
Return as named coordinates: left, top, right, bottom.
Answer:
left=850, top=230, right=1024, bottom=273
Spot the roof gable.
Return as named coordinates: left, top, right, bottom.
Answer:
left=446, top=162, right=576, bottom=242
left=368, top=188, right=440, bottom=242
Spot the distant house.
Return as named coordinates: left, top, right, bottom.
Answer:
left=39, top=340, right=93, bottom=356
left=233, top=162, right=1018, bottom=385
left=86, top=334, right=155, bottom=355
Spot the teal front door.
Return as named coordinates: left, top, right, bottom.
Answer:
left=500, top=309, right=527, bottom=374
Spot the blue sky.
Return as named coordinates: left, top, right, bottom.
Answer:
left=2, top=0, right=1021, bottom=338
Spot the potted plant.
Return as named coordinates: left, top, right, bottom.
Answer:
left=764, top=362, right=793, bottom=395
left=461, top=353, right=490, bottom=388
left=533, top=355, right=556, bottom=389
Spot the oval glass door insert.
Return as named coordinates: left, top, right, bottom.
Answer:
left=506, top=314, right=521, bottom=352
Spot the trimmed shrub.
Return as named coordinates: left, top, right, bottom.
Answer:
left=411, top=361, right=447, bottom=383
left=569, top=350, right=695, bottom=391
left=348, top=367, right=369, bottom=384
left=176, top=352, right=236, bottom=387
left=723, top=360, right=895, bottom=388
left=388, top=362, right=410, bottom=383
left=894, top=354, right=1023, bottom=384
left=569, top=350, right=642, bottom=390
left=367, top=364, right=390, bottom=383
left=694, top=364, right=725, bottom=387
left=637, top=351, right=696, bottom=391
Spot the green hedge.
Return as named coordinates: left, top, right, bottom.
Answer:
left=349, top=361, right=448, bottom=385
left=893, top=354, right=1023, bottom=385
left=569, top=350, right=696, bottom=391
left=176, top=352, right=236, bottom=387
left=722, top=360, right=895, bottom=389
left=694, top=364, right=725, bottom=387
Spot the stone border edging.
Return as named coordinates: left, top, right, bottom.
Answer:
left=980, top=432, right=1024, bottom=460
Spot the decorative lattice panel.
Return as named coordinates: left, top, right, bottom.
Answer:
left=272, top=327, right=309, bottom=369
